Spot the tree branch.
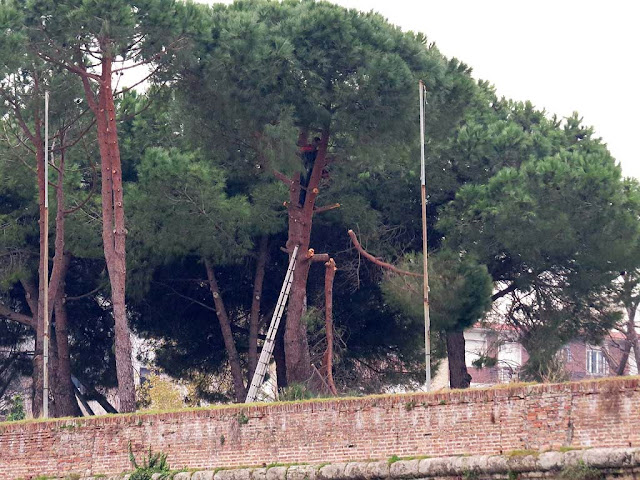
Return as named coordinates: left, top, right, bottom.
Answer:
left=19, top=278, right=38, bottom=318
left=0, top=303, right=35, bottom=329
left=113, top=63, right=164, bottom=96
left=310, top=252, right=331, bottom=263
left=152, top=280, right=216, bottom=313
left=491, top=282, right=518, bottom=302
left=65, top=284, right=103, bottom=302
left=347, top=230, right=421, bottom=278
left=272, top=168, right=293, bottom=186
left=314, top=203, right=341, bottom=214
left=35, top=51, right=101, bottom=82
left=63, top=151, right=97, bottom=215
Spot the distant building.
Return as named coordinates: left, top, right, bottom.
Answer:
left=463, top=325, right=638, bottom=387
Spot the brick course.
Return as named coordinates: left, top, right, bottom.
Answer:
left=1, top=377, right=639, bottom=480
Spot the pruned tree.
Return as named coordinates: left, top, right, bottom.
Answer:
left=176, top=0, right=476, bottom=388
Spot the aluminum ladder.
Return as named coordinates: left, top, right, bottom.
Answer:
left=245, top=245, right=299, bottom=403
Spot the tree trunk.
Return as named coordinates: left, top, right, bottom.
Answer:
left=283, top=130, right=330, bottom=386
left=274, top=325, right=287, bottom=390
left=53, top=254, right=81, bottom=417
left=48, top=320, right=61, bottom=418
left=248, top=236, right=269, bottom=382
left=47, top=134, right=81, bottom=417
left=54, top=297, right=79, bottom=416
left=204, top=259, right=246, bottom=402
left=446, top=329, right=472, bottom=389
left=91, top=54, right=136, bottom=412
left=613, top=339, right=631, bottom=376
left=627, top=304, right=640, bottom=374
left=323, top=258, right=338, bottom=395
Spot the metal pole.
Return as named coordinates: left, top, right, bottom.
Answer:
left=419, top=80, right=431, bottom=391
left=43, top=90, right=50, bottom=418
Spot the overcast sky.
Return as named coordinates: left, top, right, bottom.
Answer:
left=198, top=0, right=639, bottom=178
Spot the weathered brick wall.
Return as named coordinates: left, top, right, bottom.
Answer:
left=1, top=378, right=639, bottom=480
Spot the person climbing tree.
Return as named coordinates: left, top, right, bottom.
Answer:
left=299, top=137, right=321, bottom=206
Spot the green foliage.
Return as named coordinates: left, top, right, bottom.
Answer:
left=382, top=250, right=493, bottom=333
left=6, top=394, right=25, bottom=421
left=1, top=0, right=637, bottom=402
left=404, top=400, right=416, bottom=411
left=462, top=467, right=480, bottom=480
left=439, top=108, right=640, bottom=377
left=278, top=383, right=316, bottom=401
left=559, top=461, right=603, bottom=480
left=128, top=443, right=170, bottom=480
left=506, top=450, right=539, bottom=457
left=471, top=355, right=497, bottom=369
left=235, top=411, right=249, bottom=425
left=129, top=147, right=252, bottom=268
left=136, top=374, right=184, bottom=411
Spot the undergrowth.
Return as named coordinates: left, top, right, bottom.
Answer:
left=128, top=442, right=170, bottom=480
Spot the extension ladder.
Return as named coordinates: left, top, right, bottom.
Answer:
left=245, top=245, right=299, bottom=403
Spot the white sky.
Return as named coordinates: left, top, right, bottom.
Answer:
left=197, top=0, right=640, bottom=178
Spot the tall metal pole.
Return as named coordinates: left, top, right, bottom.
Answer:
left=419, top=81, right=431, bottom=391
left=43, top=90, right=50, bottom=418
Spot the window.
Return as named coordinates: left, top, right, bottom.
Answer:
left=498, top=367, right=515, bottom=383
left=563, top=346, right=573, bottom=363
left=586, top=347, right=607, bottom=376
left=139, top=367, right=151, bottom=386
left=497, top=342, right=522, bottom=368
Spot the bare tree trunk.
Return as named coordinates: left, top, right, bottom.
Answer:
left=283, top=242, right=313, bottom=385
left=45, top=132, right=81, bottom=417
left=323, top=258, right=338, bottom=395
left=48, top=326, right=60, bottom=418
left=54, top=297, right=79, bottom=416
left=283, top=130, right=330, bottom=386
left=446, top=329, right=472, bottom=389
left=274, top=325, right=287, bottom=390
left=20, top=276, right=40, bottom=418
left=52, top=253, right=81, bottom=417
left=248, top=236, right=269, bottom=382
left=204, top=259, right=246, bottom=402
left=87, top=54, right=136, bottom=412
left=613, top=341, right=631, bottom=376
left=627, top=305, right=640, bottom=374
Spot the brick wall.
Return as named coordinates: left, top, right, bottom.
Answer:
left=1, top=377, right=639, bottom=480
